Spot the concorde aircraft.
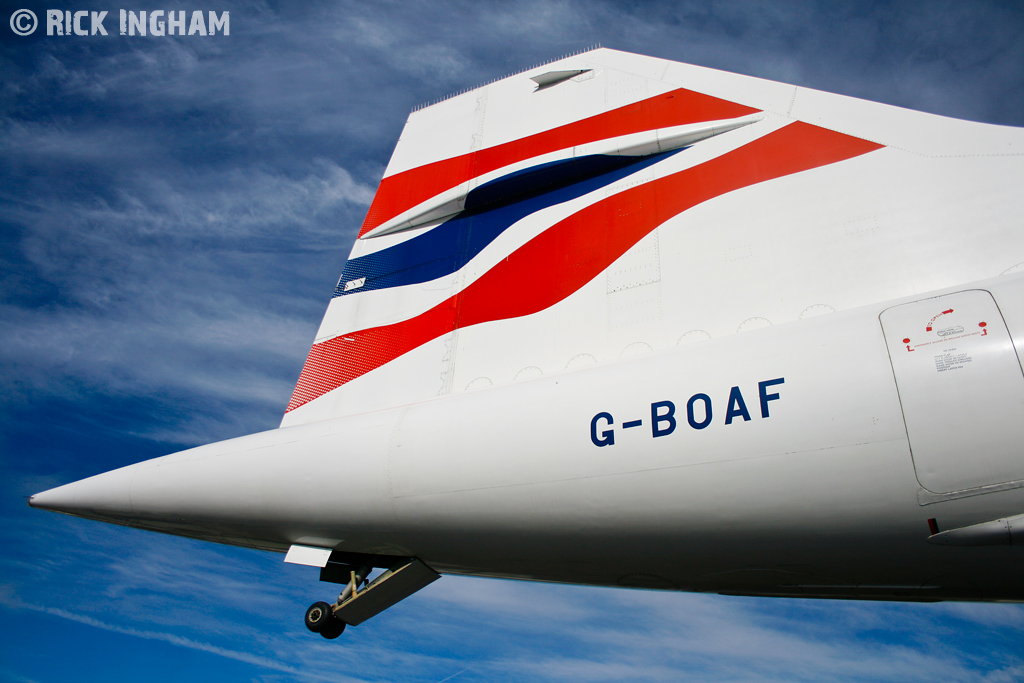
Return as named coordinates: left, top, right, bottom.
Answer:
left=29, top=48, right=1024, bottom=638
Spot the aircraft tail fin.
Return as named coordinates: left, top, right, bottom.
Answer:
left=282, top=48, right=1023, bottom=426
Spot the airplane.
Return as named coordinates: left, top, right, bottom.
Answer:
left=29, top=48, right=1024, bottom=639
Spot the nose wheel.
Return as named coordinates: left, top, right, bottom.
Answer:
left=304, top=601, right=346, bottom=639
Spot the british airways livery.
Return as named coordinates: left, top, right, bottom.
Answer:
left=29, top=49, right=1024, bottom=639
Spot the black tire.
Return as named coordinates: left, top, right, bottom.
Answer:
left=319, top=618, right=346, bottom=639
left=304, top=601, right=334, bottom=633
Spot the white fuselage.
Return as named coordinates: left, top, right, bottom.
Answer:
left=36, top=272, right=1024, bottom=601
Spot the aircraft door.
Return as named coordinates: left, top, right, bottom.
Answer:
left=880, top=289, right=1024, bottom=494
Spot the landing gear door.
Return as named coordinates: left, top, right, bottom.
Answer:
left=880, top=289, right=1024, bottom=494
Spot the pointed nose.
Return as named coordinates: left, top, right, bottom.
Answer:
left=27, top=465, right=136, bottom=522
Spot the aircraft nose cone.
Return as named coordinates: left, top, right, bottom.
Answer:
left=27, top=486, right=71, bottom=511
left=27, top=465, right=136, bottom=521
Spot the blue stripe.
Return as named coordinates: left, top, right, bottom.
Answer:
left=334, top=151, right=681, bottom=298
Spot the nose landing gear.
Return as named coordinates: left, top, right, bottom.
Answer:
left=298, top=554, right=440, bottom=640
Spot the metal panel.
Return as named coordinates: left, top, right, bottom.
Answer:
left=283, top=545, right=333, bottom=567
left=880, top=290, right=1024, bottom=493
left=334, top=559, right=440, bottom=626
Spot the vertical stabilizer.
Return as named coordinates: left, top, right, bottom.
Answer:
left=283, top=48, right=1024, bottom=427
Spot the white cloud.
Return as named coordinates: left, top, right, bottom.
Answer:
left=0, top=153, right=374, bottom=440
left=3, top=598, right=345, bottom=683
left=5, top=507, right=1024, bottom=683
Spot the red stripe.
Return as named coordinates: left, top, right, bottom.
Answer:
left=289, top=122, right=883, bottom=412
left=359, top=89, right=760, bottom=236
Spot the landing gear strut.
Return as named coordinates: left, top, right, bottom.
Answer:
left=299, top=554, right=440, bottom=639
left=303, top=564, right=370, bottom=639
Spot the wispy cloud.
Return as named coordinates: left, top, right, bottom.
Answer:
left=410, top=579, right=1024, bottom=683
left=0, top=151, right=373, bottom=440
left=0, top=594, right=357, bottom=683
left=3, top=513, right=1023, bottom=683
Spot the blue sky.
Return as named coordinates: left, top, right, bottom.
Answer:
left=2, top=1, right=1024, bottom=681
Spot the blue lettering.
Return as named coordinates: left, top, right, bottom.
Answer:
left=686, top=393, right=713, bottom=429
left=758, top=377, right=785, bottom=418
left=651, top=401, right=676, bottom=437
left=591, top=412, right=614, bottom=447
left=724, top=386, right=751, bottom=424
